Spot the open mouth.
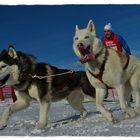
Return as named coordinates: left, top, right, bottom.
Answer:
left=78, top=45, right=90, bottom=56
left=77, top=46, right=96, bottom=63
left=0, top=74, right=10, bottom=86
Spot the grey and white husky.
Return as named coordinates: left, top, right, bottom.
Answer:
left=0, top=46, right=96, bottom=129
left=73, top=20, right=140, bottom=123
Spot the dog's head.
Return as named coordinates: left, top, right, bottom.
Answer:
left=73, top=20, right=97, bottom=63
left=0, top=46, right=36, bottom=87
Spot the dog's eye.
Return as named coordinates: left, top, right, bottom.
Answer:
left=1, top=65, right=7, bottom=69
left=75, top=37, right=79, bottom=40
left=85, top=36, right=90, bottom=39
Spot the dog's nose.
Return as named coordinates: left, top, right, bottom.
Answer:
left=77, top=43, right=84, bottom=48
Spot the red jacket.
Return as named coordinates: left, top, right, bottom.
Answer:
left=103, top=33, right=123, bottom=53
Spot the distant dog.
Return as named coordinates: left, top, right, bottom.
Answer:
left=73, top=20, right=140, bottom=122
left=0, top=46, right=96, bottom=129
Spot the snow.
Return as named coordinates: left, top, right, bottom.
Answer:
left=0, top=96, right=140, bottom=136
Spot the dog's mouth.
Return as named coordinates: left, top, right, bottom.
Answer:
left=78, top=46, right=90, bottom=56
left=0, top=74, right=10, bottom=87
left=78, top=46, right=96, bottom=63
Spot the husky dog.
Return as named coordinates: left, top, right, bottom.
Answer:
left=73, top=20, right=140, bottom=122
left=0, top=46, right=96, bottom=129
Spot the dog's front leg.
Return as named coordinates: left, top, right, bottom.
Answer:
left=134, top=91, right=140, bottom=114
left=37, top=100, right=50, bottom=129
left=116, top=84, right=135, bottom=118
left=96, top=88, right=113, bottom=122
left=0, top=92, right=30, bottom=130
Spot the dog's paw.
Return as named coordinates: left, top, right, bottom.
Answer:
left=80, top=110, right=88, bottom=120
left=0, top=123, right=7, bottom=130
left=36, top=122, right=46, bottom=129
left=125, top=108, right=136, bottom=119
left=106, top=112, right=114, bottom=123
left=112, top=118, right=119, bottom=124
left=134, top=108, right=140, bottom=114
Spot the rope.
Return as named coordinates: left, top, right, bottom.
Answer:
left=29, top=70, right=74, bottom=79
left=29, top=61, right=83, bottom=79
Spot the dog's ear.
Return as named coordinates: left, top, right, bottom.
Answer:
left=75, top=25, right=79, bottom=31
left=1, top=49, right=7, bottom=54
left=8, top=45, right=18, bottom=59
left=87, top=20, right=96, bottom=35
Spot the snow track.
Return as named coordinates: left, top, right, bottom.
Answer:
left=0, top=99, right=140, bottom=136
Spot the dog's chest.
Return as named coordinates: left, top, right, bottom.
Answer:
left=28, top=84, right=39, bottom=100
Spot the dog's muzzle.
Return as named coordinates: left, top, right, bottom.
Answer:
left=0, top=74, right=10, bottom=86
left=77, top=43, right=96, bottom=63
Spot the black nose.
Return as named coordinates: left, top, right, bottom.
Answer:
left=77, top=43, right=84, bottom=48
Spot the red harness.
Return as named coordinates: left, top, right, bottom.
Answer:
left=88, top=53, right=130, bottom=89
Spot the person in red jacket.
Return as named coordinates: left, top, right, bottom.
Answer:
left=102, top=23, right=131, bottom=55
left=102, top=23, right=133, bottom=102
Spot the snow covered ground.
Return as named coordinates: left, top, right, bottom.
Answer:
left=0, top=96, right=140, bottom=136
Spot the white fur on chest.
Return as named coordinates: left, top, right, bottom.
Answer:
left=28, top=84, right=39, bottom=100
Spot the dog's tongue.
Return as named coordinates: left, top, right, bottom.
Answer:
left=78, top=47, right=90, bottom=56
left=78, top=47, right=96, bottom=63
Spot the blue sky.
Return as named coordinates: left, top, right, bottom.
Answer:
left=0, top=5, right=140, bottom=69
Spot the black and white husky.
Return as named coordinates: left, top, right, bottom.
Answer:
left=0, top=46, right=96, bottom=129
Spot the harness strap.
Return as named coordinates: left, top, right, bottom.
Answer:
left=123, top=54, right=130, bottom=70
left=88, top=60, right=105, bottom=84
left=88, top=49, right=107, bottom=84
left=88, top=52, right=129, bottom=89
